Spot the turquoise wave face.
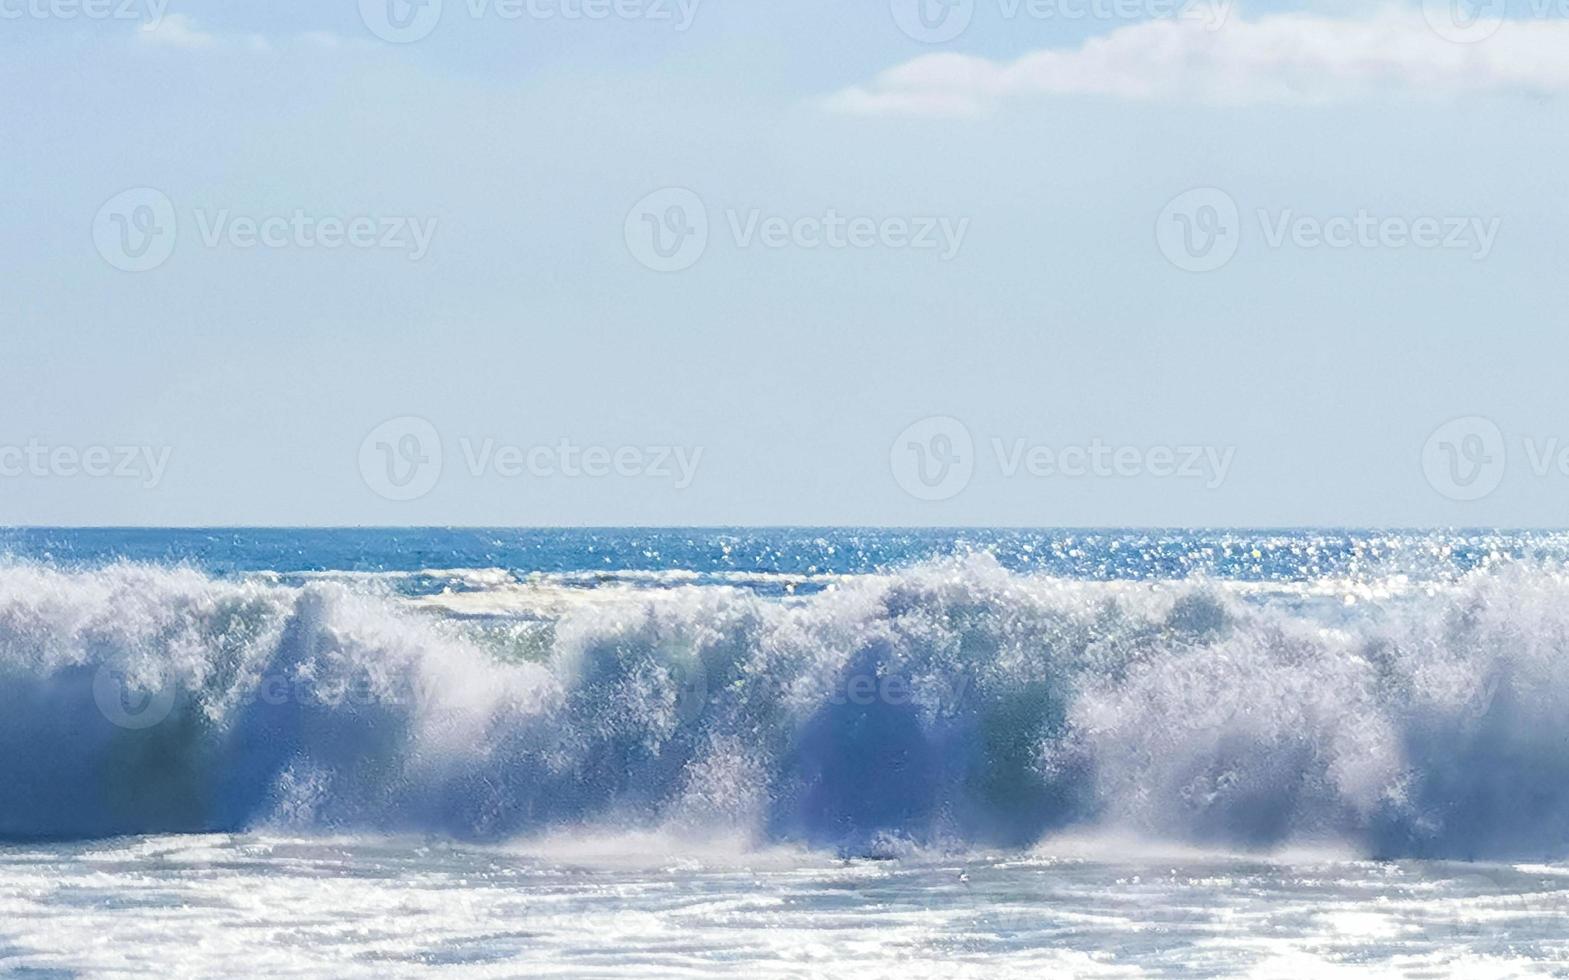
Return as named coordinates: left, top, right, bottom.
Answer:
left=4, top=548, right=1569, bottom=858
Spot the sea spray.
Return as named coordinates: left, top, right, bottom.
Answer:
left=2, top=555, right=1569, bottom=858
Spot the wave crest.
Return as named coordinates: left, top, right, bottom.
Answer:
left=3, top=556, right=1568, bottom=858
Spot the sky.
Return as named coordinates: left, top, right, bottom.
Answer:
left=3, top=0, right=1568, bottom=527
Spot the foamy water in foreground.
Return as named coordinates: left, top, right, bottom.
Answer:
left=3, top=835, right=1568, bottom=977
left=4, top=529, right=1569, bottom=976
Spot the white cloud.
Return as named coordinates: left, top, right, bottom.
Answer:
left=136, top=13, right=218, bottom=49
left=826, top=11, right=1569, bottom=116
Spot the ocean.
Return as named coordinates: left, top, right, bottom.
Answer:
left=2, top=528, right=1568, bottom=977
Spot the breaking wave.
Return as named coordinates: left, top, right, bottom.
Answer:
left=2, top=555, right=1568, bottom=859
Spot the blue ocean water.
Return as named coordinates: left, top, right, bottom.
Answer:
left=3, top=528, right=1569, bottom=976
left=0, top=525, right=1556, bottom=586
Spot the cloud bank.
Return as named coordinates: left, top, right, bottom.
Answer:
left=827, top=12, right=1569, bottom=115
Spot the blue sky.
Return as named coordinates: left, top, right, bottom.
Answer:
left=3, top=0, right=1568, bottom=526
